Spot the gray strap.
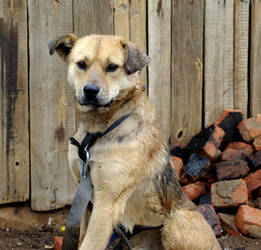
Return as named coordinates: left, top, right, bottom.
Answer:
left=62, top=176, right=93, bottom=250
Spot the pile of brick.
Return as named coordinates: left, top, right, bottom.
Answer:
left=170, top=110, right=261, bottom=239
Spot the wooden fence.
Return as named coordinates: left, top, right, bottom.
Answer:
left=0, top=0, right=260, bottom=211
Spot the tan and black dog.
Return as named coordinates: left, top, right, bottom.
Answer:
left=49, top=34, right=221, bottom=250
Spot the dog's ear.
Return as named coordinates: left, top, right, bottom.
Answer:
left=48, top=34, right=78, bottom=62
left=121, top=41, right=151, bottom=75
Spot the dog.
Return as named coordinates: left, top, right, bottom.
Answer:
left=49, top=34, right=221, bottom=250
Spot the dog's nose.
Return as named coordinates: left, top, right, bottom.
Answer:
left=83, top=84, right=100, bottom=98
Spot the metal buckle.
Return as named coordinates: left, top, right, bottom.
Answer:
left=80, top=149, right=90, bottom=179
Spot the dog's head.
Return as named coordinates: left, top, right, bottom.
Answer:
left=49, top=34, right=150, bottom=109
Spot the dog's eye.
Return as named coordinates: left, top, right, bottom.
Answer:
left=106, top=63, right=119, bottom=73
left=77, top=60, right=87, bottom=70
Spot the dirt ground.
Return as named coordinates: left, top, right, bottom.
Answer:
left=0, top=204, right=260, bottom=250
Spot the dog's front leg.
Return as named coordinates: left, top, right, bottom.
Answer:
left=79, top=199, right=114, bottom=250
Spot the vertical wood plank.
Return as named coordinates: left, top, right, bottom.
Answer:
left=170, top=0, right=204, bottom=145
left=28, top=0, right=76, bottom=211
left=204, top=0, right=234, bottom=125
left=234, top=0, right=250, bottom=118
left=250, top=0, right=261, bottom=116
left=73, top=0, right=113, bottom=36
left=0, top=0, right=29, bottom=204
left=129, top=0, right=147, bottom=86
left=148, top=0, right=171, bottom=141
left=114, top=0, right=130, bottom=40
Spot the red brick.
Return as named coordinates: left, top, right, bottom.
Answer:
left=211, top=179, right=248, bottom=208
left=202, top=124, right=225, bottom=160
left=244, top=169, right=261, bottom=194
left=212, top=109, right=243, bottom=125
left=238, top=118, right=261, bottom=142
left=54, top=236, right=63, bottom=250
left=215, top=160, right=249, bottom=180
left=182, top=181, right=208, bottom=201
left=225, top=142, right=254, bottom=158
left=235, top=205, right=261, bottom=238
left=170, top=156, right=184, bottom=178
left=253, top=136, right=261, bottom=151
left=197, top=204, right=222, bottom=236
left=222, top=148, right=245, bottom=161
left=218, top=212, right=242, bottom=237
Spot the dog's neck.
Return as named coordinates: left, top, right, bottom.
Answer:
left=75, top=85, right=144, bottom=134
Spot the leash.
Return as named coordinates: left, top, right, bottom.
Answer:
left=63, top=112, right=133, bottom=250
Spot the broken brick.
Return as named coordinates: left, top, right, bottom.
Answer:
left=237, top=118, right=261, bottom=142
left=211, top=179, right=248, bottom=208
left=54, top=236, right=63, bottom=250
left=182, top=181, right=208, bottom=201
left=253, top=136, right=261, bottom=151
left=170, top=156, right=184, bottom=178
left=186, top=124, right=225, bottom=160
left=185, top=153, right=210, bottom=180
left=218, top=212, right=242, bottom=237
left=222, top=142, right=254, bottom=161
left=235, top=205, right=261, bottom=238
left=215, top=160, right=249, bottom=181
left=202, top=125, right=225, bottom=160
left=244, top=169, right=261, bottom=194
left=212, top=109, right=243, bottom=148
left=246, top=151, right=261, bottom=171
left=197, top=204, right=222, bottom=236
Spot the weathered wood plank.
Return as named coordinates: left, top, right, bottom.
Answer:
left=234, top=0, right=250, bottom=118
left=129, top=0, right=147, bottom=87
left=250, top=0, right=261, bottom=116
left=114, top=0, right=130, bottom=40
left=73, top=0, right=113, bottom=36
left=0, top=0, right=29, bottom=204
left=204, top=0, right=234, bottom=125
left=170, top=0, right=204, bottom=145
left=28, top=0, right=76, bottom=211
left=148, top=0, right=171, bottom=141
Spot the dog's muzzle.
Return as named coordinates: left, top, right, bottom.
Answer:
left=79, top=84, right=113, bottom=107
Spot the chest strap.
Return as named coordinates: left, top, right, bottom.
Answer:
left=70, top=111, right=133, bottom=162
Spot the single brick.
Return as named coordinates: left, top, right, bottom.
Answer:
left=202, top=125, right=225, bottom=160
left=246, top=151, right=261, bottom=171
left=185, top=153, right=210, bottom=180
left=218, top=213, right=242, bottom=237
left=182, top=181, right=208, bottom=201
left=211, top=179, right=248, bottom=208
left=212, top=109, right=243, bottom=148
left=54, top=236, right=63, bottom=250
left=222, top=148, right=245, bottom=161
left=170, top=156, right=184, bottom=178
left=224, top=142, right=254, bottom=159
left=237, top=118, right=261, bottom=142
left=235, top=205, right=261, bottom=238
left=215, top=160, right=249, bottom=181
left=244, top=169, right=261, bottom=194
left=198, top=204, right=222, bottom=236
left=253, top=136, right=261, bottom=151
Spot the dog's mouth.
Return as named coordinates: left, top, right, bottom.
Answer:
left=79, top=97, right=113, bottom=108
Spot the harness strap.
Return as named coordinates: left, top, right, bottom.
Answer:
left=70, top=111, right=133, bottom=161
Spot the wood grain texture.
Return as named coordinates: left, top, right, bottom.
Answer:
left=250, top=0, right=261, bottom=116
left=114, top=0, right=130, bottom=40
left=148, top=0, right=171, bottom=141
left=0, top=0, right=29, bottom=204
left=129, top=0, right=147, bottom=87
left=170, top=0, right=204, bottom=145
left=73, top=0, right=113, bottom=36
left=204, top=0, right=234, bottom=125
left=28, top=0, right=76, bottom=211
left=234, top=0, right=250, bottom=118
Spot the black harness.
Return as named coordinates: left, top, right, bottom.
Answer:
left=62, top=112, right=133, bottom=250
